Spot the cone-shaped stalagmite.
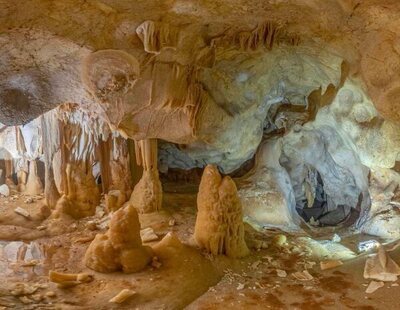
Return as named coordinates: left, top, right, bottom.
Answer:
left=194, top=164, right=249, bottom=258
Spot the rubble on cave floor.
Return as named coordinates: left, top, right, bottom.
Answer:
left=0, top=191, right=399, bottom=309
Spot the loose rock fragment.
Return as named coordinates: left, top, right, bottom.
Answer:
left=273, top=235, right=288, bottom=247
left=292, top=270, right=314, bottom=281
left=320, top=260, right=343, bottom=270
left=151, top=256, right=162, bottom=269
left=21, top=259, right=40, bottom=267
left=49, top=271, right=93, bottom=288
left=276, top=269, right=287, bottom=278
left=10, top=283, right=39, bottom=296
left=140, top=227, right=159, bottom=242
left=45, top=291, right=57, bottom=298
left=364, top=244, right=400, bottom=282
left=0, top=184, right=10, bottom=197
left=14, top=207, right=31, bottom=219
left=109, top=289, right=136, bottom=304
left=366, top=281, right=384, bottom=294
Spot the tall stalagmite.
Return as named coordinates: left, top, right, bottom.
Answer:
left=194, top=164, right=249, bottom=258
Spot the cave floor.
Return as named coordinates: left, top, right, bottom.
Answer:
left=0, top=191, right=399, bottom=309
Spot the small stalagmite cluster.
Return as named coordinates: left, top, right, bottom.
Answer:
left=85, top=203, right=154, bottom=273
left=194, top=165, right=249, bottom=258
left=54, top=162, right=100, bottom=219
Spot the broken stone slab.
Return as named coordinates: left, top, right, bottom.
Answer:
left=0, top=184, right=10, bottom=197
left=140, top=227, right=159, bottom=242
left=364, top=244, right=400, bottom=282
left=14, top=207, right=31, bottom=219
left=365, top=281, right=384, bottom=294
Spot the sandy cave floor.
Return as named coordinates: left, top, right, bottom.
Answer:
left=0, top=189, right=400, bottom=310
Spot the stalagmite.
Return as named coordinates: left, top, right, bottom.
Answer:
left=25, top=161, right=43, bottom=196
left=101, top=136, right=132, bottom=212
left=84, top=203, right=154, bottom=273
left=128, top=139, right=162, bottom=214
left=41, top=112, right=61, bottom=208
left=194, top=165, right=249, bottom=258
left=16, top=168, right=27, bottom=192
left=54, top=162, right=100, bottom=219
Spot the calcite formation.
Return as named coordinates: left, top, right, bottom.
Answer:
left=194, top=165, right=249, bottom=258
left=2, top=1, right=400, bottom=308
left=85, top=204, right=153, bottom=273
left=128, top=139, right=163, bottom=214
left=128, top=169, right=162, bottom=214
left=54, top=163, right=100, bottom=219
left=25, top=161, right=44, bottom=196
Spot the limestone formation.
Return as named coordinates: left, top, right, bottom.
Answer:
left=25, top=161, right=43, bottom=196
left=194, top=165, right=249, bottom=258
left=54, top=163, right=100, bottom=219
left=128, top=139, right=162, bottom=214
left=364, top=245, right=400, bottom=282
left=85, top=204, right=153, bottom=273
left=2, top=1, right=400, bottom=308
left=129, top=169, right=162, bottom=214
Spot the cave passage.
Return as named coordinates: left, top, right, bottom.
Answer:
left=295, top=169, right=359, bottom=227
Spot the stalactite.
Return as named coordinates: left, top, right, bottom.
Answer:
left=211, top=21, right=300, bottom=52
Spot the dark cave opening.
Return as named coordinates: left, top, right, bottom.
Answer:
left=294, top=169, right=360, bottom=227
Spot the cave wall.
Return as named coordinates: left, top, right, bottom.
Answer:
left=1, top=0, right=400, bottom=235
